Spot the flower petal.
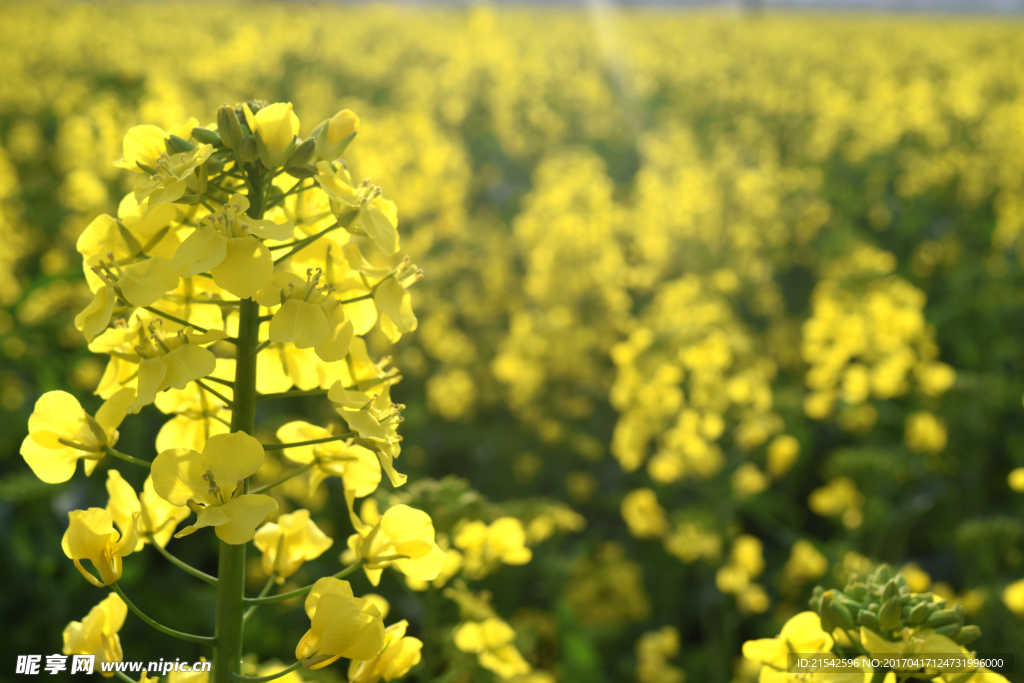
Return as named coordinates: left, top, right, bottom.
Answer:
left=215, top=494, right=279, bottom=544
left=212, top=236, right=274, bottom=299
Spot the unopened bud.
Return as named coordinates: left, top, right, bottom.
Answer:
left=924, top=609, right=958, bottom=628
left=857, top=610, right=880, bottom=630
left=238, top=135, right=259, bottom=163
left=192, top=127, right=223, bottom=146
left=829, top=601, right=855, bottom=630
left=167, top=135, right=195, bottom=154
left=217, top=105, right=243, bottom=149
left=286, top=138, right=316, bottom=170
left=882, top=578, right=898, bottom=603
left=818, top=591, right=836, bottom=634
left=906, top=601, right=930, bottom=625
left=873, top=564, right=894, bottom=584
left=935, top=622, right=961, bottom=638
left=878, top=596, right=901, bottom=631
left=954, top=625, right=981, bottom=645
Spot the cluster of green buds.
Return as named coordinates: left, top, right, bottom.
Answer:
left=809, top=564, right=980, bottom=646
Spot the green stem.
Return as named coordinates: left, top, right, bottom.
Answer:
left=261, top=433, right=353, bottom=451
left=111, top=583, right=215, bottom=646
left=250, top=462, right=315, bottom=495
left=103, top=446, right=151, bottom=469
left=228, top=661, right=302, bottom=683
left=195, top=379, right=235, bottom=408
left=871, top=668, right=891, bottom=683
left=243, top=573, right=277, bottom=624
left=203, top=375, right=235, bottom=388
left=243, top=560, right=363, bottom=606
left=150, top=537, right=218, bottom=586
left=252, top=339, right=271, bottom=356
left=273, top=212, right=355, bottom=264
left=144, top=306, right=209, bottom=333
left=257, top=388, right=329, bottom=401
left=114, top=672, right=139, bottom=683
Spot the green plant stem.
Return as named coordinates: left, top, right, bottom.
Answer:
left=261, top=433, right=354, bottom=451
left=871, top=669, right=891, bottom=683
left=144, top=306, right=210, bottom=333
left=203, top=375, right=235, bottom=388
left=103, top=446, right=151, bottom=468
left=111, top=583, right=215, bottom=646
left=195, top=379, right=235, bottom=408
left=243, top=573, right=277, bottom=624
left=149, top=537, right=218, bottom=586
left=243, top=560, right=364, bottom=606
left=257, top=388, right=329, bottom=401
left=228, top=661, right=302, bottom=682
left=252, top=339, right=271, bottom=356
left=114, top=672, right=139, bottom=683
left=273, top=211, right=355, bottom=264
left=250, top=462, right=315, bottom=495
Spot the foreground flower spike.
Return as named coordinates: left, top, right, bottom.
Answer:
left=63, top=592, right=127, bottom=678
left=105, top=470, right=190, bottom=549
left=347, top=503, right=445, bottom=587
left=295, top=577, right=385, bottom=669
left=151, top=432, right=278, bottom=544
left=254, top=509, right=334, bottom=582
left=348, top=619, right=423, bottom=683
left=21, top=388, right=134, bottom=483
left=62, top=507, right=141, bottom=586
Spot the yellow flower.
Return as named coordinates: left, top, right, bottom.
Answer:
left=312, top=109, right=360, bottom=161
left=347, top=619, right=423, bottom=683
left=63, top=592, right=127, bottom=678
left=621, top=488, right=668, bottom=539
left=313, top=162, right=400, bottom=257
left=243, top=102, right=300, bottom=168
left=151, top=432, right=278, bottom=544
left=295, top=577, right=385, bottom=669
left=347, top=504, right=445, bottom=586
left=77, top=201, right=179, bottom=284
left=133, top=144, right=213, bottom=206
left=21, top=388, right=134, bottom=484
left=275, top=421, right=381, bottom=496
left=328, top=383, right=407, bottom=487
left=127, top=325, right=224, bottom=414
left=1009, top=468, right=1024, bottom=493
left=170, top=193, right=292, bottom=299
left=374, top=277, right=418, bottom=343
left=76, top=257, right=180, bottom=341
left=62, top=507, right=140, bottom=586
left=742, top=612, right=833, bottom=670
left=905, top=411, right=948, bottom=454
left=766, top=434, right=800, bottom=478
left=453, top=518, right=533, bottom=579
left=258, top=269, right=354, bottom=361
left=114, top=119, right=199, bottom=172
left=453, top=618, right=531, bottom=679
left=154, top=358, right=234, bottom=453
left=1001, top=578, right=1024, bottom=618
left=105, top=470, right=190, bottom=549
left=254, top=509, right=334, bottom=582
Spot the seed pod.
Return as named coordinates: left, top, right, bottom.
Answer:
left=192, top=127, right=223, bottom=146
left=857, top=610, right=880, bottom=630
left=906, top=601, right=930, bottom=625
left=935, top=622, right=961, bottom=638
left=954, top=625, right=981, bottom=646
left=238, top=135, right=260, bottom=163
left=879, top=596, right=901, bottom=631
left=829, top=601, right=855, bottom=630
left=925, top=609, right=959, bottom=627
left=166, top=135, right=195, bottom=154
left=217, top=105, right=243, bottom=149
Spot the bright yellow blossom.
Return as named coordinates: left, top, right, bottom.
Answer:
left=347, top=503, right=445, bottom=586
left=105, top=470, right=190, bottom=549
left=453, top=618, right=531, bottom=679
left=312, top=109, right=360, bottom=161
left=62, top=507, right=140, bottom=586
left=243, top=102, right=300, bottom=168
left=347, top=619, right=423, bottom=683
left=254, top=509, right=334, bottom=582
left=151, top=432, right=278, bottom=544
left=742, top=612, right=833, bottom=671
left=275, top=420, right=381, bottom=496
left=114, top=119, right=199, bottom=172
left=294, top=577, right=385, bottom=669
left=63, top=592, right=127, bottom=678
left=127, top=325, right=224, bottom=414
left=453, top=517, right=532, bottom=579
left=134, top=144, right=213, bottom=206
left=76, top=257, right=180, bottom=341
left=21, top=388, right=133, bottom=483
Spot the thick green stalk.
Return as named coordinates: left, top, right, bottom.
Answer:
left=213, top=179, right=265, bottom=682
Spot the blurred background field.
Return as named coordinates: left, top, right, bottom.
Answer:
left=3, top=2, right=1024, bottom=681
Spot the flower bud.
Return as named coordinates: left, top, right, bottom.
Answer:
left=878, top=596, right=901, bottom=631
left=166, top=134, right=195, bottom=154
left=906, top=601, right=930, bottom=624
left=192, top=127, right=223, bottom=146
left=935, top=622, right=960, bottom=638
left=238, top=135, right=260, bottom=163
left=954, top=625, right=980, bottom=645
left=881, top=578, right=898, bottom=603
left=873, top=564, right=894, bottom=584
left=857, top=610, right=880, bottom=630
left=829, top=600, right=855, bottom=630
left=924, top=609, right=958, bottom=627
left=286, top=138, right=316, bottom=170
left=218, top=105, right=243, bottom=149
left=846, top=584, right=868, bottom=601
left=313, top=109, right=360, bottom=161
left=818, top=591, right=836, bottom=634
